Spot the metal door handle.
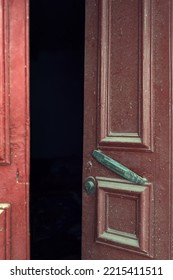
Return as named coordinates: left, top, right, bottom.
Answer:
left=84, top=176, right=96, bottom=195
left=92, top=150, right=147, bottom=185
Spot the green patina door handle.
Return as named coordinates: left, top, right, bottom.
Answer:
left=92, top=150, right=147, bottom=185
left=84, top=176, right=96, bottom=195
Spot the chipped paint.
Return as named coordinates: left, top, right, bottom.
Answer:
left=0, top=204, right=10, bottom=209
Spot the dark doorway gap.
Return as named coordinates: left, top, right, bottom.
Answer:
left=30, top=0, right=85, bottom=259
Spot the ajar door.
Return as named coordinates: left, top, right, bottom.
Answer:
left=82, top=0, right=173, bottom=259
left=0, top=0, right=29, bottom=259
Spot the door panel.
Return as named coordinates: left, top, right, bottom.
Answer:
left=82, top=0, right=172, bottom=259
left=0, top=204, right=11, bottom=259
left=0, top=0, right=10, bottom=164
left=96, top=177, right=153, bottom=257
left=98, top=0, right=152, bottom=150
left=0, top=0, right=29, bottom=259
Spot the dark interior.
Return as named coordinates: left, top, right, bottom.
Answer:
left=30, top=0, right=85, bottom=259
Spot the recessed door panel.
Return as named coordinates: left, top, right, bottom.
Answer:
left=0, top=204, right=11, bottom=260
left=0, top=0, right=10, bottom=164
left=98, top=0, right=153, bottom=151
left=96, top=177, right=153, bottom=257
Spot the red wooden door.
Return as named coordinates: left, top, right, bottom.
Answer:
left=82, top=0, right=173, bottom=259
left=0, top=0, right=29, bottom=259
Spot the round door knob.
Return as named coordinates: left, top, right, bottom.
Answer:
left=84, top=176, right=96, bottom=195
